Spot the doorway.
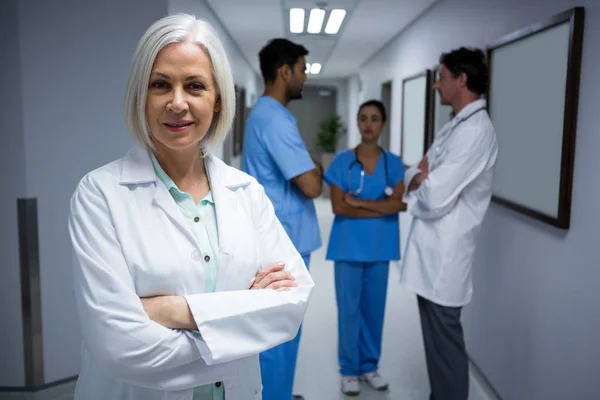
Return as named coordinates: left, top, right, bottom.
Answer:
left=380, top=81, right=392, bottom=151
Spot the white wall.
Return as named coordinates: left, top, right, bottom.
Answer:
left=0, top=0, right=26, bottom=387
left=17, top=0, right=168, bottom=383
left=358, top=0, right=600, bottom=398
left=347, top=75, right=362, bottom=149
left=168, top=0, right=263, bottom=169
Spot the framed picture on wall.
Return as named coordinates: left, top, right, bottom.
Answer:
left=486, top=7, right=584, bottom=229
left=427, top=65, right=453, bottom=150
left=233, top=86, right=246, bottom=157
left=401, top=69, right=432, bottom=167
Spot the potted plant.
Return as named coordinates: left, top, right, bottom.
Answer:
left=315, top=114, right=344, bottom=197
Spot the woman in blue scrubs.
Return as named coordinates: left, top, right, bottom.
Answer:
left=324, top=100, right=406, bottom=396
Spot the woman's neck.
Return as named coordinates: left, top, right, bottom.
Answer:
left=358, top=140, right=380, bottom=156
left=153, top=145, right=206, bottom=188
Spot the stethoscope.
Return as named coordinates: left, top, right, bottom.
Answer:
left=348, top=145, right=393, bottom=197
left=434, top=106, right=487, bottom=156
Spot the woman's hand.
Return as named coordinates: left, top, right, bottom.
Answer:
left=250, top=262, right=298, bottom=291
left=344, top=193, right=360, bottom=208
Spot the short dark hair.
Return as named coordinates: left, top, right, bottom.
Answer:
left=259, top=38, right=309, bottom=84
left=357, top=99, right=387, bottom=122
left=439, top=47, right=489, bottom=96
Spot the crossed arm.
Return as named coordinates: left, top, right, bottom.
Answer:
left=142, top=263, right=298, bottom=330
left=329, top=179, right=406, bottom=218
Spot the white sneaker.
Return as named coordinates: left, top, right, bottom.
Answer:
left=360, top=371, right=389, bottom=391
left=341, top=375, right=360, bottom=396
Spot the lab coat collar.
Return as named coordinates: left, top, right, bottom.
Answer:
left=120, top=145, right=157, bottom=185
left=119, top=145, right=250, bottom=188
left=435, top=98, right=487, bottom=144
left=454, top=98, right=487, bottom=123
left=119, top=145, right=251, bottom=257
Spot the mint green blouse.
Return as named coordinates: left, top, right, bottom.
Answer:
left=151, top=153, right=224, bottom=400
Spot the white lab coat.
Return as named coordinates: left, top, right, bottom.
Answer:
left=68, top=145, right=315, bottom=400
left=401, top=99, right=498, bottom=307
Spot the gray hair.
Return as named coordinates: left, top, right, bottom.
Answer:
left=124, top=13, right=235, bottom=152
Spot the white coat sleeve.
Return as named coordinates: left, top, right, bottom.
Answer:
left=183, top=183, right=315, bottom=365
left=68, top=176, right=244, bottom=390
left=405, top=128, right=495, bottom=220
left=403, top=165, right=423, bottom=196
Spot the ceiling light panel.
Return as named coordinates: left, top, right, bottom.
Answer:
left=289, top=8, right=305, bottom=33
left=325, top=9, right=346, bottom=34
left=307, top=8, right=326, bottom=34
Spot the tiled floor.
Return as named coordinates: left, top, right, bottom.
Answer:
left=1, top=198, right=496, bottom=400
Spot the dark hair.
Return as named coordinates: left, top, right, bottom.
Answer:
left=259, top=38, right=309, bottom=84
left=357, top=99, right=387, bottom=122
left=439, top=47, right=489, bottom=96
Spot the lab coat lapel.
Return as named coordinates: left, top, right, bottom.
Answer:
left=213, top=183, right=236, bottom=292
left=152, top=181, right=198, bottom=245
left=205, top=154, right=251, bottom=291
left=120, top=145, right=197, bottom=245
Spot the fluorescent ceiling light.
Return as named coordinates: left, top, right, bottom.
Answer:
left=310, top=63, right=322, bottom=74
left=307, top=8, right=325, bottom=34
left=325, top=9, right=346, bottom=34
left=305, top=63, right=311, bottom=73
left=289, top=8, right=304, bottom=33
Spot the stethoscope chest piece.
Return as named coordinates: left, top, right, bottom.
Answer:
left=348, top=145, right=393, bottom=197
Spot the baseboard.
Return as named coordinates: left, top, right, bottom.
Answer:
left=469, top=359, right=502, bottom=400
left=0, top=375, right=78, bottom=393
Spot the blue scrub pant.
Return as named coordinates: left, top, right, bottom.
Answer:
left=334, top=261, right=389, bottom=377
left=259, top=254, right=310, bottom=400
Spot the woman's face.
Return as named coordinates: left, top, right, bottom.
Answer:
left=145, top=41, right=221, bottom=153
left=358, top=105, right=385, bottom=142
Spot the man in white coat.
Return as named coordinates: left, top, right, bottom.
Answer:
left=401, top=47, right=498, bottom=400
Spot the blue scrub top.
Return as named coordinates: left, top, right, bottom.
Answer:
left=324, top=149, right=405, bottom=262
left=242, top=96, right=322, bottom=256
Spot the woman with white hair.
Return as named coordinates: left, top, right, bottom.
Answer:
left=68, top=14, right=314, bottom=400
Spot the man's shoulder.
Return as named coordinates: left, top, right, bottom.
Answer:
left=248, top=103, right=295, bottom=135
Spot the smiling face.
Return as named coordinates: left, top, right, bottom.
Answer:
left=145, top=41, right=221, bottom=153
left=358, top=105, right=386, bottom=143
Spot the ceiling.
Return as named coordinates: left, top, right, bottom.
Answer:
left=205, top=0, right=439, bottom=79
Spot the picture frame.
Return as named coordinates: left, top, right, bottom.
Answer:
left=232, top=86, right=247, bottom=157
left=486, top=7, right=584, bottom=229
left=401, top=69, right=432, bottom=167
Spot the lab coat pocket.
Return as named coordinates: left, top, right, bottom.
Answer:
left=430, top=146, right=448, bottom=170
left=217, top=231, right=260, bottom=291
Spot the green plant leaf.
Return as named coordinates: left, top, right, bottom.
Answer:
left=315, top=114, right=344, bottom=153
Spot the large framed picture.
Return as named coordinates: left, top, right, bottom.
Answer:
left=486, top=7, right=584, bottom=229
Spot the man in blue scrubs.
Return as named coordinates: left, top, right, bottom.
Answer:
left=242, top=38, right=323, bottom=400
